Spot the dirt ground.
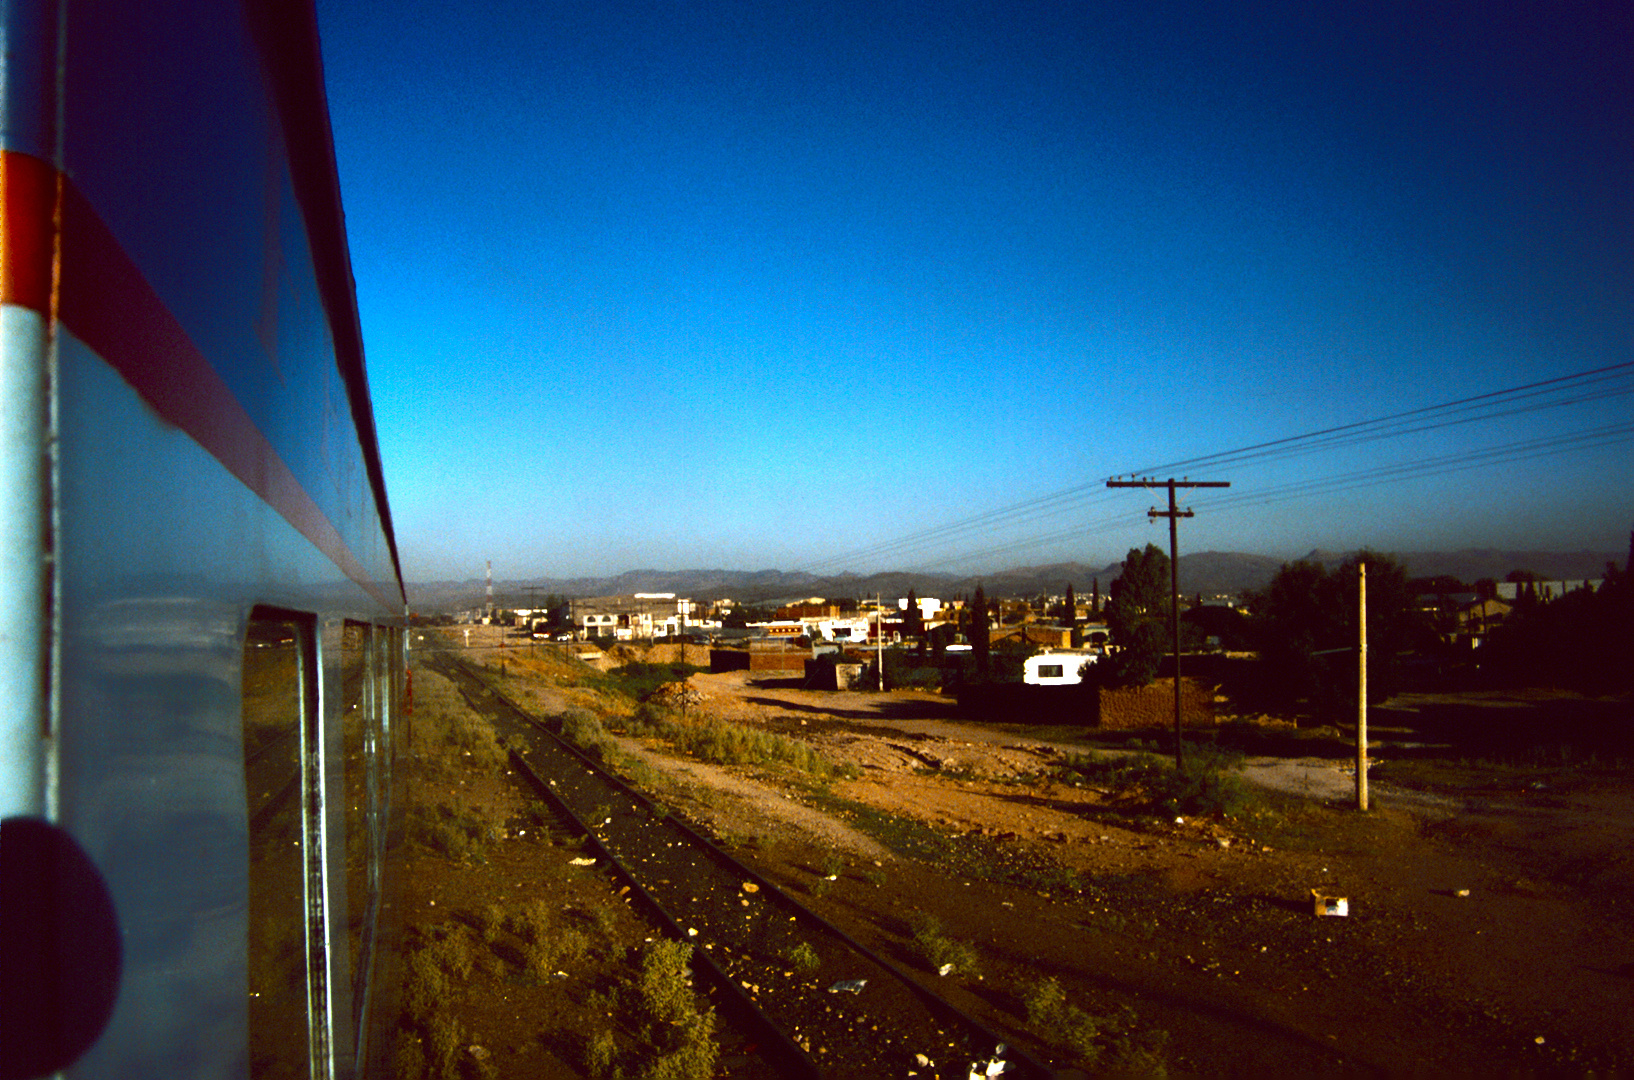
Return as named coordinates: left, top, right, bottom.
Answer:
left=409, top=634, right=1634, bottom=1075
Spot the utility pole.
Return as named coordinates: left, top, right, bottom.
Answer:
left=875, top=595, right=885, bottom=691
left=1357, top=561, right=1369, bottom=811
left=1106, top=476, right=1230, bottom=769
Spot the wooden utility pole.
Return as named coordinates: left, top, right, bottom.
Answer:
left=1107, top=477, right=1230, bottom=769
left=1357, top=561, right=1369, bottom=811
left=876, top=595, right=885, bottom=692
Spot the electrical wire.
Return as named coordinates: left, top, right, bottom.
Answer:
left=799, top=362, right=1634, bottom=576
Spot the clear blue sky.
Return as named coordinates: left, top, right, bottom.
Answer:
left=314, top=0, right=1632, bottom=583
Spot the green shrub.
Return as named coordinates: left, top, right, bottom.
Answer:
left=1024, top=977, right=1167, bottom=1075
left=406, top=801, right=501, bottom=864
left=403, top=924, right=476, bottom=1021
left=583, top=940, right=719, bottom=1080
left=1054, top=743, right=1254, bottom=818
left=603, top=662, right=708, bottom=701
left=907, top=912, right=979, bottom=977
left=784, top=941, right=821, bottom=972
left=561, top=709, right=614, bottom=753
left=623, top=705, right=845, bottom=779
left=424, top=710, right=507, bottom=774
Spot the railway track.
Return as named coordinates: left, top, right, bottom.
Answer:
left=422, top=650, right=1055, bottom=1079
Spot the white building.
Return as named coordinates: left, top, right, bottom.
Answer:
left=1022, top=650, right=1098, bottom=686
left=572, top=593, right=700, bottom=640
left=897, top=596, right=944, bottom=621
left=809, top=618, right=872, bottom=643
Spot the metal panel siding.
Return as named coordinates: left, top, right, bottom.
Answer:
left=51, top=336, right=382, bottom=1078
left=1, top=1, right=402, bottom=1075
left=0, top=306, right=50, bottom=820
left=58, top=0, right=398, bottom=599
left=0, top=0, right=59, bottom=160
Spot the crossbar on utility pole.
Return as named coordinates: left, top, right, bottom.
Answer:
left=1106, top=477, right=1230, bottom=769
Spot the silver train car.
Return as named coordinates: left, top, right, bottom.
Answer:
left=1, top=1, right=408, bottom=1077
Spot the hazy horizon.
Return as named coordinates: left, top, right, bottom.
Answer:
left=406, top=543, right=1626, bottom=589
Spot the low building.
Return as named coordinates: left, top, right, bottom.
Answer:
left=991, top=624, right=1073, bottom=649
left=1023, top=650, right=1099, bottom=686
left=571, top=593, right=699, bottom=640
left=1495, top=579, right=1601, bottom=602
left=810, top=618, right=872, bottom=643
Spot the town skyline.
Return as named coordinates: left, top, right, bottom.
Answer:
left=404, top=543, right=1626, bottom=611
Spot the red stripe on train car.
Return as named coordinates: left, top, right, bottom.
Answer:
left=1, top=150, right=396, bottom=613
left=0, top=151, right=57, bottom=314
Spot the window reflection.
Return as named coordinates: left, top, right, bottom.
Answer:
left=242, top=611, right=310, bottom=1080
left=341, top=622, right=379, bottom=1034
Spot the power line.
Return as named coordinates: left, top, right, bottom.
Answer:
left=799, top=362, right=1633, bottom=576
left=1125, top=362, right=1634, bottom=477
left=922, top=421, right=1633, bottom=571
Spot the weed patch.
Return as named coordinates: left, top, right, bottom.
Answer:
left=907, top=912, right=979, bottom=977
left=583, top=940, right=719, bottom=1080
left=555, top=708, right=659, bottom=786
left=601, top=662, right=709, bottom=702
left=783, top=941, right=821, bottom=973
left=1024, top=977, right=1168, bottom=1075
left=397, top=923, right=501, bottom=1078
left=1054, top=742, right=1256, bottom=818
left=408, top=803, right=496, bottom=864
left=622, top=702, right=848, bottom=779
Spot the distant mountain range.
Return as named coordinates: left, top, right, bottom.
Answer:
left=406, top=548, right=1623, bottom=612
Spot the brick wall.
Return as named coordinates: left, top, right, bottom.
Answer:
left=749, top=649, right=812, bottom=672
left=1097, top=677, right=1216, bottom=730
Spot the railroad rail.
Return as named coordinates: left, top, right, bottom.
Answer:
left=421, top=650, right=1055, bottom=1079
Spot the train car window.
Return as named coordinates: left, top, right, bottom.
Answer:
left=355, top=624, right=409, bottom=1074
left=242, top=610, right=315, bottom=1080
left=340, top=624, right=370, bottom=1033
left=342, top=621, right=392, bottom=1052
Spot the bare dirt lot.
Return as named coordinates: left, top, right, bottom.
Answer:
left=405, top=633, right=1634, bottom=1076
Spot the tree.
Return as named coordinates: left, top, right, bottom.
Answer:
left=1183, top=603, right=1249, bottom=650
left=1064, top=583, right=1080, bottom=647
left=1246, top=551, right=1420, bottom=719
left=904, top=589, right=925, bottom=641
left=1105, top=544, right=1171, bottom=687
left=542, top=594, right=571, bottom=627
left=971, top=584, right=991, bottom=677
left=1482, top=562, right=1632, bottom=694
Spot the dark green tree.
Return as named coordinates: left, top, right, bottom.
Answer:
left=1105, top=544, right=1171, bottom=686
left=1064, top=583, right=1080, bottom=647
left=904, top=588, right=925, bottom=641
left=971, top=584, right=991, bottom=677
left=1246, top=551, right=1420, bottom=719
left=542, top=594, right=572, bottom=627
left=1482, top=562, right=1632, bottom=694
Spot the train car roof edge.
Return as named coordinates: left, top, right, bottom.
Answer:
left=244, top=0, right=405, bottom=609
